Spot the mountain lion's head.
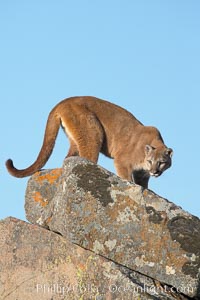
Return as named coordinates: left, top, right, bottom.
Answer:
left=144, top=145, right=173, bottom=177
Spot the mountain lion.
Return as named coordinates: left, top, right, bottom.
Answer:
left=6, top=96, right=173, bottom=188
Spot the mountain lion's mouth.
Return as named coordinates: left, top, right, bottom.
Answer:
left=150, top=172, right=161, bottom=177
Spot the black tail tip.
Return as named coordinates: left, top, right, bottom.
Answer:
left=6, top=159, right=14, bottom=170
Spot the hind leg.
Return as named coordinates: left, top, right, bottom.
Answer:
left=66, top=138, right=79, bottom=158
left=61, top=106, right=104, bottom=163
left=77, top=114, right=104, bottom=163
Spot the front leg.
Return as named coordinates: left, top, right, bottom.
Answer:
left=114, top=159, right=133, bottom=182
left=114, top=159, right=149, bottom=188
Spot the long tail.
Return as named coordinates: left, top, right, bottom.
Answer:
left=6, top=110, right=61, bottom=178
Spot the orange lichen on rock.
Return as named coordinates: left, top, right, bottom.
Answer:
left=32, top=191, right=48, bottom=207
left=34, top=168, right=63, bottom=185
left=45, top=216, right=52, bottom=224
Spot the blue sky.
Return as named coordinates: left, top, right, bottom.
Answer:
left=1, top=1, right=200, bottom=220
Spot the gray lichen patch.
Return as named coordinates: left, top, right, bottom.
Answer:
left=73, top=164, right=114, bottom=207
left=145, top=206, right=163, bottom=224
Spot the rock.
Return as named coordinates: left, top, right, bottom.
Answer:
left=25, top=157, right=200, bottom=299
left=25, top=168, right=62, bottom=227
left=0, top=217, right=188, bottom=300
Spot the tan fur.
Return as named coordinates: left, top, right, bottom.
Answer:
left=6, top=96, right=173, bottom=188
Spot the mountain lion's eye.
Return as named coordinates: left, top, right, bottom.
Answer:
left=148, top=160, right=153, bottom=165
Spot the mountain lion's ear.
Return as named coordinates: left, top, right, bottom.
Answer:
left=145, top=145, right=154, bottom=154
left=165, top=148, right=173, bottom=158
